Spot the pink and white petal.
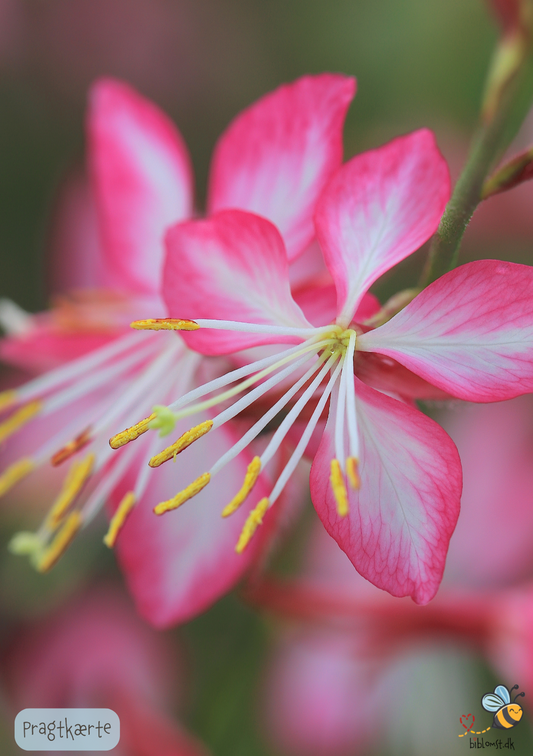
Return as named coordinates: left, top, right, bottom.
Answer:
left=355, top=352, right=452, bottom=401
left=88, top=78, right=194, bottom=297
left=358, top=260, right=533, bottom=401
left=208, top=75, right=356, bottom=261
left=315, top=130, right=450, bottom=325
left=0, top=319, right=120, bottom=372
left=112, top=419, right=272, bottom=627
left=310, top=379, right=461, bottom=604
left=294, top=282, right=380, bottom=331
left=163, top=210, right=311, bottom=355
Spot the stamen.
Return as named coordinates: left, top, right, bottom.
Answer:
left=131, top=318, right=200, bottom=331
left=267, top=359, right=344, bottom=506
left=103, top=492, right=136, bottom=548
left=37, top=511, right=82, bottom=572
left=346, top=457, right=360, bottom=490
left=167, top=337, right=330, bottom=414
left=195, top=319, right=335, bottom=338
left=235, top=497, right=270, bottom=553
left=344, top=331, right=360, bottom=460
left=222, top=456, right=262, bottom=517
left=0, top=400, right=42, bottom=443
left=45, top=452, right=95, bottom=528
left=109, top=413, right=156, bottom=449
left=330, top=459, right=349, bottom=517
left=51, top=427, right=92, bottom=466
left=154, top=472, right=211, bottom=515
left=0, top=457, right=35, bottom=497
left=0, top=389, right=17, bottom=413
left=149, top=420, right=213, bottom=467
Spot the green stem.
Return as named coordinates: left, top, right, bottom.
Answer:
left=420, top=104, right=511, bottom=287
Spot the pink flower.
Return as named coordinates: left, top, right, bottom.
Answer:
left=1, top=73, right=355, bottom=626
left=259, top=395, right=533, bottom=755
left=152, top=127, right=533, bottom=604
left=3, top=585, right=208, bottom=756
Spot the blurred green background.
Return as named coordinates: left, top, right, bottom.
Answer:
left=0, top=0, right=496, bottom=313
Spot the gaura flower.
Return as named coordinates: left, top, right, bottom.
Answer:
left=3, top=585, right=208, bottom=756
left=1, top=72, right=355, bottom=626
left=125, top=128, right=533, bottom=605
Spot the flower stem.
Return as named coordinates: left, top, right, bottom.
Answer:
left=420, top=102, right=512, bottom=287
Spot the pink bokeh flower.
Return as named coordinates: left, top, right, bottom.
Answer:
left=259, top=395, right=533, bottom=755
left=150, top=128, right=533, bottom=605
left=3, top=584, right=208, bottom=756
left=1, top=73, right=355, bottom=626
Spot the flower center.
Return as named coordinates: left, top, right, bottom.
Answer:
left=110, top=318, right=362, bottom=552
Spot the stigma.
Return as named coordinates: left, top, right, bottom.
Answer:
left=112, top=318, right=362, bottom=552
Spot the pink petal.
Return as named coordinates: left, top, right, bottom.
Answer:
left=208, top=74, right=356, bottom=261
left=315, top=130, right=450, bottom=325
left=46, top=170, right=105, bottom=294
left=358, top=260, right=533, bottom=401
left=113, top=420, right=272, bottom=627
left=355, top=352, right=452, bottom=401
left=5, top=586, right=179, bottom=708
left=442, top=396, right=533, bottom=588
left=163, top=210, right=310, bottom=355
left=264, top=631, right=377, bottom=756
left=88, top=77, right=194, bottom=296
left=310, top=379, right=461, bottom=604
left=0, top=319, right=119, bottom=372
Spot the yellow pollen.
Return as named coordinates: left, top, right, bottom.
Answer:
left=149, top=420, right=213, bottom=467
left=154, top=472, right=211, bottom=515
left=109, top=413, right=156, bottom=449
left=103, top=492, right=136, bottom=548
left=222, top=456, right=262, bottom=518
left=0, top=399, right=42, bottom=443
left=0, top=389, right=18, bottom=413
left=235, top=497, right=270, bottom=553
left=51, top=427, right=92, bottom=466
left=330, top=459, right=349, bottom=517
left=346, top=457, right=361, bottom=490
left=0, top=457, right=35, bottom=498
left=37, top=511, right=82, bottom=573
left=130, top=318, right=200, bottom=331
left=45, top=452, right=95, bottom=529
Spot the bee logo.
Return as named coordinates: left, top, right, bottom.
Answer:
left=482, top=684, right=525, bottom=730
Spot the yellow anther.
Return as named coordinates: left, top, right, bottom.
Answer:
left=330, top=459, right=349, bottom=517
left=149, top=420, right=213, bottom=467
left=346, top=457, right=361, bottom=490
left=235, top=497, right=270, bottom=553
left=130, top=318, right=200, bottom=331
left=222, top=456, right=262, bottom=517
left=51, top=427, right=92, bottom=466
left=103, top=492, right=136, bottom=548
left=37, top=511, right=82, bottom=573
left=0, top=389, right=17, bottom=413
left=8, top=530, right=42, bottom=556
left=0, top=399, right=42, bottom=443
left=154, top=472, right=211, bottom=515
left=109, top=413, right=156, bottom=449
left=0, top=457, right=35, bottom=497
left=45, top=452, right=95, bottom=529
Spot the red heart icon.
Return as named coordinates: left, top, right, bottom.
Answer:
left=460, top=713, right=475, bottom=732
